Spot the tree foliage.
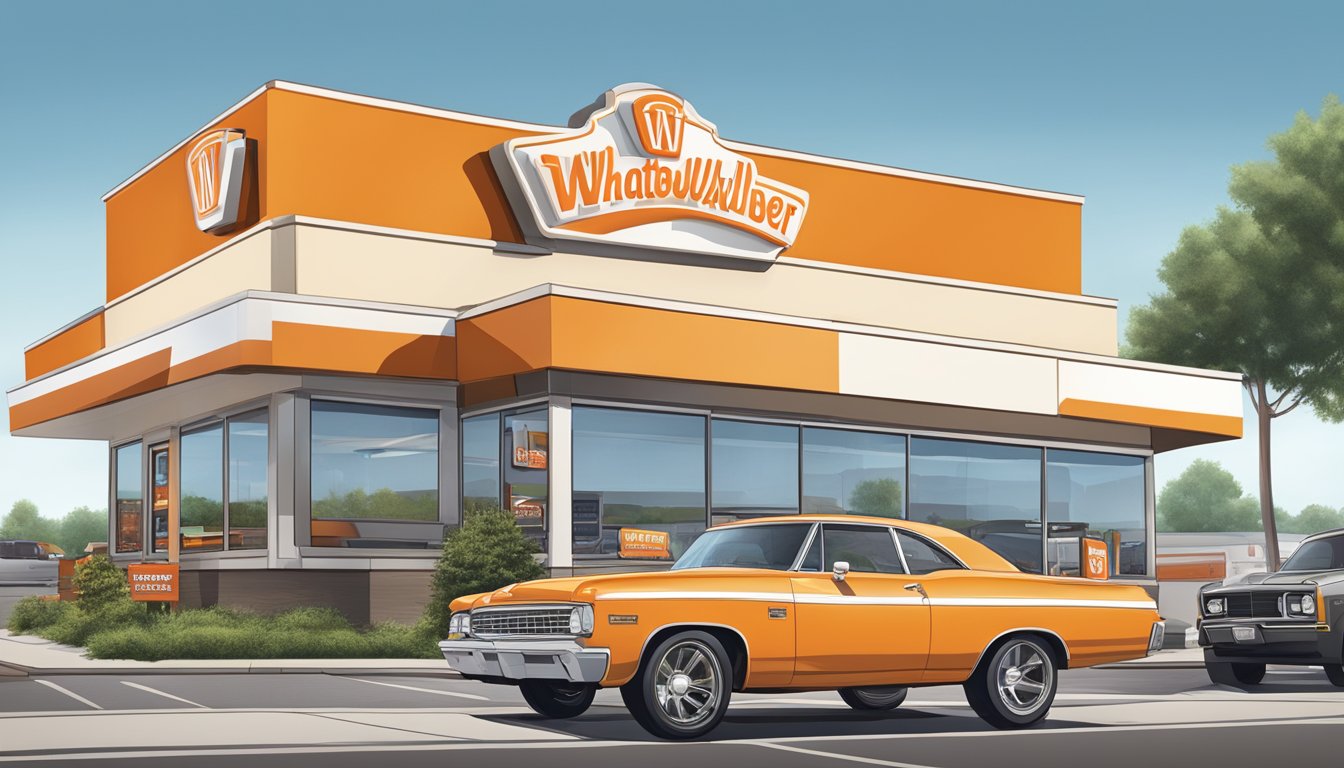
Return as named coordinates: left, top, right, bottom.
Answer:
left=422, top=508, right=546, bottom=638
left=1, top=500, right=108, bottom=556
left=1277, top=504, right=1344, bottom=535
left=1157, top=460, right=1261, bottom=533
left=849, top=478, right=903, bottom=518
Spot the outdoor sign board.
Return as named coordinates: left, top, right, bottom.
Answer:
left=186, top=128, right=247, bottom=234
left=510, top=420, right=548, bottom=469
left=1082, top=537, right=1110, bottom=580
left=619, top=527, right=671, bottom=560
left=127, top=563, right=180, bottom=602
left=494, top=83, right=809, bottom=263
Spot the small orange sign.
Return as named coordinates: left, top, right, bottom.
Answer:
left=1082, top=538, right=1109, bottom=580
left=128, top=563, right=180, bottom=602
left=619, top=528, right=671, bottom=560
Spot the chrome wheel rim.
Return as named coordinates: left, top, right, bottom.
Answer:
left=654, top=640, right=720, bottom=726
left=996, top=642, right=1050, bottom=715
left=853, top=686, right=907, bottom=707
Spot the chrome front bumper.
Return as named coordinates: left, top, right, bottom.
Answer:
left=439, top=638, right=610, bottom=683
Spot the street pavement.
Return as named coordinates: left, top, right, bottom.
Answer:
left=1, top=665, right=1341, bottom=767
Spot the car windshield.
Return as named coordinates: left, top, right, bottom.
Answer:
left=671, top=523, right=812, bottom=571
left=1281, top=534, right=1344, bottom=572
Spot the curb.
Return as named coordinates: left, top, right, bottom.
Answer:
left=0, top=661, right=28, bottom=678
left=0, top=662, right=459, bottom=678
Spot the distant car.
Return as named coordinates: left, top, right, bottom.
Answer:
left=0, top=539, right=60, bottom=586
left=440, top=515, right=1165, bottom=738
left=1198, top=527, right=1344, bottom=687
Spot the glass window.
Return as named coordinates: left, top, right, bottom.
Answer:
left=822, top=524, right=905, bottom=574
left=150, top=447, right=170, bottom=553
left=181, top=424, right=225, bottom=553
left=799, top=528, right=823, bottom=572
left=711, top=420, right=799, bottom=524
left=503, top=408, right=548, bottom=552
left=228, top=410, right=269, bottom=551
left=1046, top=450, right=1147, bottom=577
left=572, top=407, right=706, bottom=560
left=462, top=413, right=501, bottom=514
left=311, top=401, right=441, bottom=549
left=1282, top=534, right=1344, bottom=571
left=672, top=523, right=811, bottom=571
left=114, top=442, right=143, bottom=554
left=909, top=437, right=1043, bottom=573
left=897, top=531, right=964, bottom=574
left=803, top=428, right=905, bottom=517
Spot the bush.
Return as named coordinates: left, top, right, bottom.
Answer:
left=422, top=508, right=546, bottom=639
left=43, top=598, right=148, bottom=648
left=6, top=596, right=74, bottom=634
left=73, top=555, right=129, bottom=612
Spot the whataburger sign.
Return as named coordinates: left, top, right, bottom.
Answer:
left=494, top=84, right=809, bottom=262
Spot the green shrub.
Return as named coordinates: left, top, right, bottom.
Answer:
left=83, top=615, right=438, bottom=661
left=270, top=606, right=351, bottom=632
left=6, top=596, right=74, bottom=634
left=422, top=508, right=546, bottom=639
left=73, top=555, right=129, bottom=612
left=43, top=598, right=148, bottom=647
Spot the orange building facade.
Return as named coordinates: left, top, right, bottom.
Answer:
left=7, top=82, right=1243, bottom=622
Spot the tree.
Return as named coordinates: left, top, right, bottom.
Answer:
left=1157, top=460, right=1261, bottom=533
left=0, top=500, right=57, bottom=543
left=1127, top=96, right=1344, bottom=569
left=57, top=507, right=108, bottom=557
left=849, top=478, right=903, bottom=518
left=1278, top=504, right=1344, bottom=535
left=422, top=509, right=546, bottom=639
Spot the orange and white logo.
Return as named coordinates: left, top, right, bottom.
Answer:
left=1082, top=537, right=1110, bottom=580
left=186, top=128, right=246, bottom=234
left=494, top=84, right=808, bottom=263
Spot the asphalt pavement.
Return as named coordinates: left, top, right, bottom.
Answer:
left=1, top=666, right=1341, bottom=767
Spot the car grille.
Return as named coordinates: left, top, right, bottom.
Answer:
left=471, top=607, right=573, bottom=636
left=1220, top=591, right=1284, bottom=619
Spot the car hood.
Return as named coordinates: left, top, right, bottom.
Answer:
left=451, top=568, right=784, bottom=611
left=1219, top=570, right=1344, bottom=587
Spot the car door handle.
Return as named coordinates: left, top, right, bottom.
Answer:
left=903, top=583, right=928, bottom=598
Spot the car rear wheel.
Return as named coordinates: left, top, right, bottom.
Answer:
left=1324, top=665, right=1344, bottom=687
left=518, top=680, right=597, bottom=718
left=964, top=636, right=1057, bottom=729
left=1206, top=661, right=1266, bottom=686
left=838, top=686, right=909, bottom=711
left=621, top=630, right=732, bottom=739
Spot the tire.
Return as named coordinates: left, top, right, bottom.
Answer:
left=1325, top=665, right=1344, bottom=687
left=518, top=680, right=597, bottom=718
left=1206, top=661, right=1266, bottom=686
left=838, top=686, right=909, bottom=711
left=963, top=635, right=1058, bottom=729
left=621, top=630, right=732, bottom=739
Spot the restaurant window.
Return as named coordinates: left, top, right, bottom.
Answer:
left=711, top=420, right=799, bottom=524
left=803, top=428, right=906, bottom=518
left=1046, top=450, right=1147, bottom=577
left=114, top=442, right=143, bottom=554
left=462, top=413, right=501, bottom=514
left=181, top=424, right=225, bottom=552
left=228, top=410, right=269, bottom=550
left=909, top=437, right=1044, bottom=573
left=503, top=407, right=548, bottom=552
left=572, top=407, right=707, bottom=560
left=310, top=401, right=441, bottom=548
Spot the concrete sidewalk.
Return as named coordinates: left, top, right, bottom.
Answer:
left=0, top=630, right=453, bottom=677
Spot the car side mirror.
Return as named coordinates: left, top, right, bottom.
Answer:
left=832, top=561, right=850, bottom=582
left=47, top=554, right=61, bottom=560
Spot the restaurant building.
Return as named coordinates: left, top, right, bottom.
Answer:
left=6, top=81, right=1244, bottom=623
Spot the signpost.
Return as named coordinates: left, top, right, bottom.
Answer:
left=127, top=563, right=180, bottom=602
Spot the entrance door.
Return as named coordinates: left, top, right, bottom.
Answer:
left=149, top=445, right=170, bottom=554
left=790, top=523, right=930, bottom=687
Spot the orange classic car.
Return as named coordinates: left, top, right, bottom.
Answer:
left=440, top=515, right=1164, bottom=738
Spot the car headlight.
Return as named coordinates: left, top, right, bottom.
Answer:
left=448, top=612, right=471, bottom=637
left=1205, top=598, right=1225, bottom=616
left=569, top=604, right=595, bottom=635
left=1303, top=594, right=1316, bottom=615
left=1287, top=594, right=1316, bottom=616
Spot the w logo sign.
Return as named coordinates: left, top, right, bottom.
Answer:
left=632, top=93, right=685, bottom=158
left=186, top=128, right=247, bottom=234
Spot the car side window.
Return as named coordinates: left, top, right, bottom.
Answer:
left=798, top=531, right=823, bottom=572
left=897, top=532, right=964, bottom=575
left=822, top=524, right=905, bottom=574
left=17, top=542, right=41, bottom=559
left=0, top=542, right=13, bottom=558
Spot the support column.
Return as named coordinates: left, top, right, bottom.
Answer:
left=547, top=398, right=573, bottom=571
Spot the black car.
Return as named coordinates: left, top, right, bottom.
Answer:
left=1198, top=528, right=1344, bottom=687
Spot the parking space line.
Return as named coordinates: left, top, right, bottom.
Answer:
left=338, top=676, right=489, bottom=701
left=32, top=680, right=101, bottom=710
left=754, top=741, right=941, bottom=768
left=120, top=681, right=207, bottom=708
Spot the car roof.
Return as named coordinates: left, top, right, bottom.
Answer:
left=712, top=514, right=1017, bottom=572
left=1301, top=527, right=1344, bottom=544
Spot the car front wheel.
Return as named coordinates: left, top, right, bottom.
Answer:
left=964, top=636, right=1058, bottom=729
left=1206, top=661, right=1266, bottom=686
left=518, top=680, right=597, bottom=718
left=838, top=686, right=909, bottom=711
left=621, top=630, right=732, bottom=739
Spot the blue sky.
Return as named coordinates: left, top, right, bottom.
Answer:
left=1, top=0, right=1342, bottom=520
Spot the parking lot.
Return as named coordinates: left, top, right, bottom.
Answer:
left=1, top=665, right=1340, bottom=767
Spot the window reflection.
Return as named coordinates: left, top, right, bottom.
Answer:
left=572, top=407, right=706, bottom=560
left=114, top=443, right=143, bottom=554
left=711, top=420, right=799, bottom=524
left=181, top=424, right=225, bottom=552
left=503, top=408, right=548, bottom=552
left=462, top=413, right=501, bottom=514
left=909, top=437, right=1043, bottom=573
left=228, top=410, right=268, bottom=550
left=1046, top=450, right=1146, bottom=577
left=803, top=428, right=905, bottom=517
